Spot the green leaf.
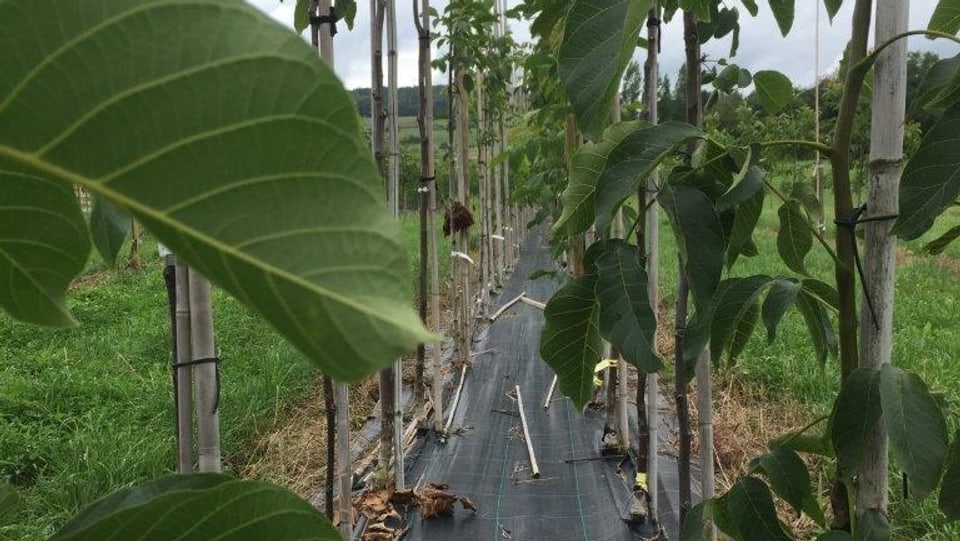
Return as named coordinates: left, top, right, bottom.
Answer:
left=292, top=0, right=310, bottom=33
left=879, top=365, right=949, bottom=498
left=540, top=271, right=603, bottom=410
left=754, top=70, right=794, bottom=114
left=50, top=474, right=340, bottom=541
left=922, top=224, right=960, bottom=254
left=338, top=0, right=358, bottom=30
left=558, top=0, right=652, bottom=140
left=801, top=278, right=840, bottom=312
left=929, top=0, right=960, bottom=35
left=725, top=185, right=765, bottom=269
left=659, top=183, right=725, bottom=311
left=680, top=0, right=711, bottom=20
left=895, top=103, right=960, bottom=239
left=0, top=482, right=19, bottom=521
left=777, top=201, right=813, bottom=276
left=854, top=509, right=890, bottom=541
left=762, top=279, right=800, bottom=343
left=554, top=121, right=702, bottom=236
left=681, top=500, right=715, bottom=541
left=718, top=166, right=765, bottom=211
left=750, top=446, right=826, bottom=526
left=915, top=54, right=960, bottom=111
left=772, top=427, right=834, bottom=458
left=709, top=275, right=772, bottom=364
left=831, top=369, right=883, bottom=478
left=595, top=240, right=661, bottom=374
left=796, top=290, right=836, bottom=364
left=89, top=197, right=131, bottom=266
left=0, top=174, right=89, bottom=327
left=0, top=0, right=431, bottom=381
left=823, top=0, right=843, bottom=22
left=740, top=0, right=759, bottom=17
left=939, top=431, right=960, bottom=520
left=725, top=476, right=792, bottom=541
left=767, top=0, right=795, bottom=35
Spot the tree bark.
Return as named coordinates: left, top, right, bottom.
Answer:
left=415, top=0, right=442, bottom=433
left=829, top=0, right=873, bottom=529
left=857, top=0, right=907, bottom=518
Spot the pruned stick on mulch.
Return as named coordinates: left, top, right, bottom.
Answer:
left=489, top=292, right=526, bottom=321
left=519, top=295, right=546, bottom=310
left=543, top=375, right=558, bottom=409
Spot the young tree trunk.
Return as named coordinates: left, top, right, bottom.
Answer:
left=188, top=269, right=221, bottom=473
left=128, top=219, right=141, bottom=269
left=641, top=6, right=661, bottom=522
left=829, top=0, right=872, bottom=528
left=173, top=259, right=193, bottom=473
left=564, top=113, right=585, bottom=275
left=415, top=0, right=442, bottom=433
left=477, top=70, right=490, bottom=313
left=858, top=0, right=908, bottom=518
left=323, top=374, right=335, bottom=519
left=456, top=64, right=472, bottom=365
left=674, top=10, right=702, bottom=534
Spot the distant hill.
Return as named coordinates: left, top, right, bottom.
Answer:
left=351, top=86, right=450, bottom=118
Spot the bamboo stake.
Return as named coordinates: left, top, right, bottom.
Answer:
left=188, top=269, right=221, bottom=473
left=515, top=385, right=540, bottom=478
left=173, top=259, right=193, bottom=473
left=385, top=0, right=405, bottom=491
left=858, top=0, right=908, bottom=518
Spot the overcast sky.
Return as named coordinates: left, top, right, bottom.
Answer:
left=247, top=0, right=958, bottom=90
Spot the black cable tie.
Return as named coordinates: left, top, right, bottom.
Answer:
left=310, top=7, right=339, bottom=37
left=420, top=175, right=436, bottom=183
left=171, top=356, right=220, bottom=369
left=171, top=357, right=221, bottom=414
left=834, top=204, right=881, bottom=331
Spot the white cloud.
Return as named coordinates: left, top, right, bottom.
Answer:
left=247, top=0, right=958, bottom=90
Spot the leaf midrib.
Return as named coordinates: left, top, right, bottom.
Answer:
left=0, top=143, right=416, bottom=334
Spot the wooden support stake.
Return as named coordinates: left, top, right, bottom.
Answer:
left=543, top=375, right=557, bottom=409
left=515, top=385, right=540, bottom=478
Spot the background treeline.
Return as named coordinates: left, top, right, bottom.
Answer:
left=352, top=85, right=450, bottom=118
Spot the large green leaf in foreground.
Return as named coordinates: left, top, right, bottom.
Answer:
left=51, top=474, right=341, bottom=541
left=0, top=0, right=431, bottom=381
left=540, top=268, right=603, bottom=411
left=558, top=0, right=651, bottom=141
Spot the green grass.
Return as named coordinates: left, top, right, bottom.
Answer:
left=0, top=214, right=450, bottom=540
left=0, top=237, right=339, bottom=538
left=651, top=172, right=960, bottom=539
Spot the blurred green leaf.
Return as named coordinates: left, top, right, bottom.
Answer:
left=50, top=474, right=341, bottom=541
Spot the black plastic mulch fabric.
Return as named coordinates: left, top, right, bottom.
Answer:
left=400, top=227, right=653, bottom=541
